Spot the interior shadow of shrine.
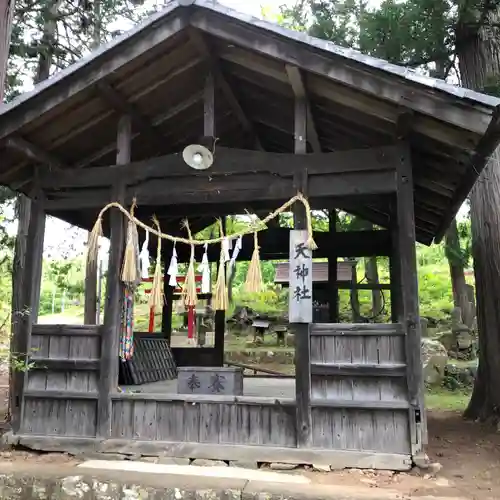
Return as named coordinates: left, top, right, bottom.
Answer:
left=1, top=0, right=500, bottom=471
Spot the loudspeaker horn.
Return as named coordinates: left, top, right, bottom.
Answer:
left=182, top=144, right=214, bottom=170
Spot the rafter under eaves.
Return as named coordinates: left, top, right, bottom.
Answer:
left=188, top=28, right=263, bottom=150
left=285, top=65, right=322, bottom=153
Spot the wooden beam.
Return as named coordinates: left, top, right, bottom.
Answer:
left=395, top=142, right=425, bottom=456
left=188, top=28, right=263, bottom=150
left=5, top=135, right=63, bottom=172
left=97, top=115, right=130, bottom=439
left=204, top=72, right=215, bottom=138
left=191, top=11, right=491, bottom=137
left=44, top=169, right=396, bottom=210
left=95, top=82, right=166, bottom=153
left=74, top=92, right=202, bottom=169
left=285, top=65, right=321, bottom=152
left=42, top=145, right=401, bottom=189
left=0, top=6, right=187, bottom=141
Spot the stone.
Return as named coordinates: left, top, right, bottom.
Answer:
left=140, top=456, right=159, bottom=464
left=437, top=331, right=455, bottom=352
left=269, top=462, right=298, bottom=471
left=229, top=461, right=259, bottom=469
left=76, top=452, right=126, bottom=461
left=421, top=339, right=448, bottom=385
left=434, top=476, right=450, bottom=487
left=191, top=459, right=228, bottom=467
left=428, top=462, right=443, bottom=475
left=413, top=453, right=430, bottom=469
left=312, top=464, right=331, bottom=472
left=420, top=317, right=429, bottom=337
left=157, top=456, right=190, bottom=465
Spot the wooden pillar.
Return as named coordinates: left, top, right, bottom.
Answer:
left=292, top=94, right=312, bottom=448
left=389, top=218, right=402, bottom=323
left=328, top=209, right=339, bottom=322
left=84, top=238, right=98, bottom=324
left=97, top=114, right=130, bottom=438
left=10, top=191, right=45, bottom=433
left=395, top=143, right=425, bottom=455
left=204, top=70, right=224, bottom=365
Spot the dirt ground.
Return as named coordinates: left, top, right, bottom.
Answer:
left=0, top=370, right=499, bottom=499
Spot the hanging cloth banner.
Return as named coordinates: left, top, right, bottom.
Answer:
left=139, top=230, right=150, bottom=279
left=222, top=237, right=231, bottom=263
left=229, top=235, right=242, bottom=273
left=199, top=243, right=211, bottom=294
left=167, top=244, right=178, bottom=288
left=120, top=289, right=135, bottom=360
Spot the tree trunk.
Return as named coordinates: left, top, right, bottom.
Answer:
left=445, top=219, right=471, bottom=326
left=9, top=0, right=61, bottom=422
left=457, top=11, right=500, bottom=421
left=0, top=0, right=14, bottom=99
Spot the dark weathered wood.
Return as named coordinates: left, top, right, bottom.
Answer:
left=24, top=391, right=99, bottom=400
left=96, top=82, right=166, bottom=152
left=396, top=143, right=425, bottom=455
left=285, top=64, right=321, bottom=152
left=191, top=10, right=491, bottom=137
left=31, top=324, right=101, bottom=336
left=97, top=115, right=130, bottom=439
left=310, top=363, right=406, bottom=377
left=204, top=71, right=215, bottom=138
left=189, top=27, right=262, bottom=149
left=84, top=246, right=98, bottom=325
left=29, top=197, right=45, bottom=322
left=44, top=168, right=396, bottom=209
left=390, top=212, right=403, bottom=323
left=328, top=209, right=338, bottom=322
left=10, top=193, right=45, bottom=434
left=6, top=135, right=63, bottom=172
left=292, top=94, right=312, bottom=449
left=0, top=5, right=187, bottom=141
left=310, top=322, right=404, bottom=335
left=41, top=145, right=401, bottom=190
left=311, top=399, right=410, bottom=410
left=12, top=434, right=412, bottom=470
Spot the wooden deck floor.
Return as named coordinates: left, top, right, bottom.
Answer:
left=122, top=376, right=296, bottom=398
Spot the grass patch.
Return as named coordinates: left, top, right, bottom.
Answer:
left=425, top=387, right=471, bottom=411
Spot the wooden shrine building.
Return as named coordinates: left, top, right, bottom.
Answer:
left=1, top=0, right=499, bottom=470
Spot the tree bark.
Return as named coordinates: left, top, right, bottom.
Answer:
left=9, top=0, right=61, bottom=421
left=0, top=0, right=14, bottom=99
left=457, top=10, right=500, bottom=421
left=445, top=219, right=471, bottom=326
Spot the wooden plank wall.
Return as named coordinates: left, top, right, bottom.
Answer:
left=309, top=323, right=411, bottom=455
left=21, top=324, right=100, bottom=437
left=110, top=395, right=297, bottom=447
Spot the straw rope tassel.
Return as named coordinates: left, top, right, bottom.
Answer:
left=213, top=219, right=229, bottom=311
left=148, top=216, right=164, bottom=309
left=245, top=231, right=263, bottom=293
left=183, top=219, right=198, bottom=308
left=121, top=199, right=140, bottom=285
left=86, top=215, right=103, bottom=272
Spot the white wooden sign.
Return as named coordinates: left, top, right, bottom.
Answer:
left=289, top=230, right=313, bottom=323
